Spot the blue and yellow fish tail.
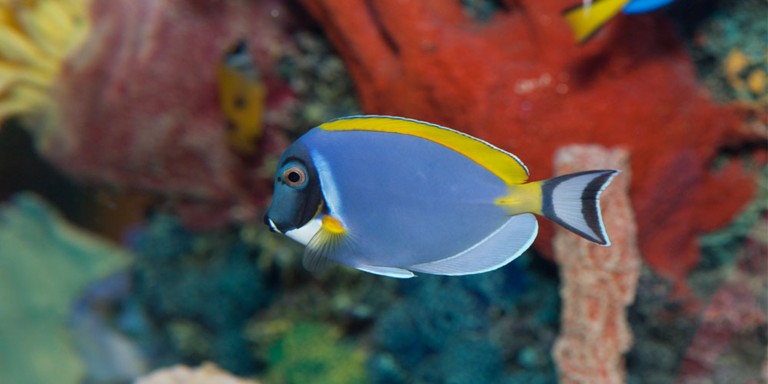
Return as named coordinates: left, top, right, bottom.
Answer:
left=562, top=0, right=631, bottom=43
left=562, top=0, right=675, bottom=43
left=496, top=170, right=619, bottom=245
left=494, top=182, right=544, bottom=216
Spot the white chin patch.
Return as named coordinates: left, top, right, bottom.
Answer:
left=267, top=218, right=281, bottom=233
left=285, top=218, right=322, bottom=245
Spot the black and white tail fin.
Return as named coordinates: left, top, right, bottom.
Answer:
left=540, top=170, right=619, bottom=246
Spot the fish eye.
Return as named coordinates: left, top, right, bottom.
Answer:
left=282, top=165, right=307, bottom=188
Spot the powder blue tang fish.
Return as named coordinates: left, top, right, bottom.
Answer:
left=563, top=0, right=675, bottom=42
left=264, top=116, right=619, bottom=278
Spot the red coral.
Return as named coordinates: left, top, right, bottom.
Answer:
left=301, top=0, right=762, bottom=287
left=43, top=0, right=296, bottom=229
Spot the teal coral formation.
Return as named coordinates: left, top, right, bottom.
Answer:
left=0, top=193, right=130, bottom=384
left=368, top=254, right=561, bottom=384
left=127, top=213, right=274, bottom=375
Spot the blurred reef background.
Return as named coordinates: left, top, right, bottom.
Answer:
left=0, top=0, right=765, bottom=383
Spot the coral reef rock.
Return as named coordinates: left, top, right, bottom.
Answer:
left=135, top=363, right=260, bottom=384
left=369, top=259, right=561, bottom=383
left=552, top=146, right=640, bottom=384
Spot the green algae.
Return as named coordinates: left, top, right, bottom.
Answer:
left=0, top=193, right=131, bottom=384
left=265, top=322, right=367, bottom=384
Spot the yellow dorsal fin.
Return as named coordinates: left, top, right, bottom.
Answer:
left=319, top=115, right=529, bottom=185
left=563, top=0, right=631, bottom=43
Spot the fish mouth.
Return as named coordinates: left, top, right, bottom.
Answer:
left=264, top=215, right=282, bottom=233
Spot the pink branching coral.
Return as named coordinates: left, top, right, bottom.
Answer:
left=1, top=0, right=297, bottom=229
left=552, top=145, right=640, bottom=384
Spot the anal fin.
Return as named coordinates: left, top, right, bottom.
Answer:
left=409, top=214, right=538, bottom=276
left=356, top=265, right=415, bottom=279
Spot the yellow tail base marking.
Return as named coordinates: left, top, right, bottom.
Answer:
left=494, top=182, right=543, bottom=215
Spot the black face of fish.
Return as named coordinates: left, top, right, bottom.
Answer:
left=265, top=144, right=323, bottom=233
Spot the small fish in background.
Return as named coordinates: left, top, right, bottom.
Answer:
left=264, top=116, right=619, bottom=278
left=217, top=40, right=266, bottom=155
left=563, top=0, right=675, bottom=43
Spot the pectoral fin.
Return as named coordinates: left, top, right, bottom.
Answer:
left=302, top=216, right=352, bottom=272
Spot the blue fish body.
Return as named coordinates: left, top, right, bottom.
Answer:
left=298, top=128, right=513, bottom=267
left=265, top=116, right=618, bottom=278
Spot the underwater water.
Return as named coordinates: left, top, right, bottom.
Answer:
left=0, top=0, right=766, bottom=383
